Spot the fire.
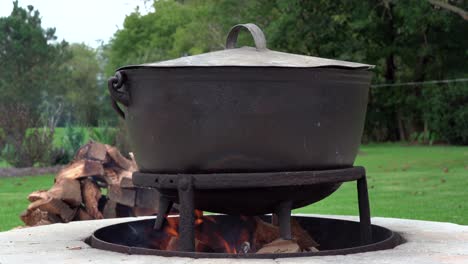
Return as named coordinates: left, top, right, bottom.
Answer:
left=163, top=217, right=179, bottom=237
left=150, top=213, right=316, bottom=254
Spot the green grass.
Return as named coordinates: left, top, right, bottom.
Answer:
left=0, top=143, right=467, bottom=231
left=0, top=160, right=9, bottom=168
left=0, top=174, right=55, bottom=231
left=295, top=143, right=468, bottom=224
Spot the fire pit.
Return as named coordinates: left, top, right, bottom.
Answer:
left=100, top=23, right=393, bottom=258
left=88, top=215, right=402, bottom=258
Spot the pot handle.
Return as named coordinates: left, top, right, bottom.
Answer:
left=225, top=23, right=267, bottom=50
left=108, top=70, right=130, bottom=119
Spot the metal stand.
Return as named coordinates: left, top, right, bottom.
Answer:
left=147, top=167, right=372, bottom=251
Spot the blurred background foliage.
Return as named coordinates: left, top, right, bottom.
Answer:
left=0, top=0, right=467, bottom=167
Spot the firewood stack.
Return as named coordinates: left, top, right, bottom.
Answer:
left=20, top=141, right=158, bottom=227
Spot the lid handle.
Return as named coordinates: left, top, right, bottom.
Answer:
left=225, top=23, right=267, bottom=50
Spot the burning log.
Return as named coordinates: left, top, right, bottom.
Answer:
left=253, top=217, right=319, bottom=252
left=256, top=239, right=301, bottom=254
left=19, top=141, right=150, bottom=228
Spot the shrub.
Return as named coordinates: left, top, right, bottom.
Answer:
left=57, top=125, right=88, bottom=164
left=89, top=122, right=117, bottom=146
left=0, top=104, right=55, bottom=167
left=423, top=83, right=468, bottom=145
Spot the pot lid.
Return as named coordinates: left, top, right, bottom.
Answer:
left=120, top=24, right=373, bottom=69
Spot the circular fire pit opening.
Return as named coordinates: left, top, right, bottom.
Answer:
left=88, top=215, right=403, bottom=258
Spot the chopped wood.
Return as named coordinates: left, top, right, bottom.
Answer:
left=252, top=217, right=280, bottom=250
left=108, top=184, right=136, bottom=207
left=74, top=141, right=108, bottom=162
left=19, top=142, right=153, bottom=228
left=75, top=208, right=94, bottom=221
left=118, top=169, right=134, bottom=188
left=81, top=179, right=103, bottom=219
left=252, top=217, right=319, bottom=251
left=101, top=167, right=119, bottom=186
left=105, top=144, right=137, bottom=171
left=102, top=199, right=117, bottom=219
left=20, top=209, right=48, bottom=226
left=55, top=159, right=104, bottom=182
left=256, top=239, right=301, bottom=254
left=27, top=190, right=49, bottom=202
left=27, top=197, right=76, bottom=222
left=291, top=218, right=320, bottom=249
left=48, top=178, right=82, bottom=207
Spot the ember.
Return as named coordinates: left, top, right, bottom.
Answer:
left=148, top=214, right=318, bottom=254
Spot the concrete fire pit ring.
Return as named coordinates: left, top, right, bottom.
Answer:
left=1, top=214, right=467, bottom=264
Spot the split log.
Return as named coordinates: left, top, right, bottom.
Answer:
left=20, top=209, right=49, bottom=226
left=27, top=190, right=49, bottom=202
left=48, top=178, right=82, bottom=207
left=27, top=197, right=76, bottom=222
left=81, top=179, right=103, bottom=219
left=74, top=141, right=108, bottom=162
left=105, top=145, right=137, bottom=171
left=253, top=217, right=280, bottom=249
left=291, top=218, right=320, bottom=249
left=102, top=199, right=117, bottom=219
left=20, top=141, right=148, bottom=228
left=256, top=239, right=301, bottom=254
left=253, top=217, right=319, bottom=251
left=75, top=208, right=94, bottom=221
left=55, top=159, right=104, bottom=182
left=108, top=184, right=136, bottom=207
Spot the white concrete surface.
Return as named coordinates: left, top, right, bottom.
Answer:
left=0, top=215, right=467, bottom=264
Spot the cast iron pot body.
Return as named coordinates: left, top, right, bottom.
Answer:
left=109, top=24, right=373, bottom=213
left=117, top=67, right=371, bottom=173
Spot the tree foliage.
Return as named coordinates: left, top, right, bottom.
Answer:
left=106, top=0, right=468, bottom=144
left=0, top=1, right=70, bottom=111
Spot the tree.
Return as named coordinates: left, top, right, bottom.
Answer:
left=105, top=0, right=468, bottom=144
left=63, top=43, right=102, bottom=125
left=0, top=1, right=70, bottom=114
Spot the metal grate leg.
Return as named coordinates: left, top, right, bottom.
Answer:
left=357, top=174, right=372, bottom=244
left=177, top=175, right=195, bottom=252
left=276, top=200, right=293, bottom=240
left=153, top=195, right=173, bottom=230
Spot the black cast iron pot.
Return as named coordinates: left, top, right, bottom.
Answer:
left=108, top=24, right=373, bottom=175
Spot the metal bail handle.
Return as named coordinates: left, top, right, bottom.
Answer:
left=108, top=70, right=130, bottom=119
left=225, top=23, right=267, bottom=50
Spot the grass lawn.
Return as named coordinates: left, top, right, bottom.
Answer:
left=0, top=174, right=54, bottom=231
left=296, top=143, right=468, bottom=224
left=0, top=143, right=467, bottom=231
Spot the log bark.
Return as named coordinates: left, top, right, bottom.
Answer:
left=74, top=141, right=108, bottom=162
left=48, top=178, right=82, bottom=207
left=291, top=218, right=320, bottom=249
left=75, top=208, right=94, bottom=221
left=105, top=145, right=137, bottom=171
left=256, top=239, right=301, bottom=254
left=102, top=199, right=117, bottom=219
left=27, top=197, right=76, bottom=222
left=253, top=217, right=280, bottom=250
left=55, top=159, right=104, bottom=182
left=81, top=179, right=103, bottom=219
left=27, top=190, right=49, bottom=202
left=108, top=184, right=136, bottom=207
left=20, top=209, right=48, bottom=226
